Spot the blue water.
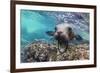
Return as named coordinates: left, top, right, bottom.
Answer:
left=20, top=10, right=90, bottom=46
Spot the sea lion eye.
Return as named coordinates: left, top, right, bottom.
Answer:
left=67, top=27, right=72, bottom=32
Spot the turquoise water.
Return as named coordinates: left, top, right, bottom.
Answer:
left=20, top=10, right=89, bottom=46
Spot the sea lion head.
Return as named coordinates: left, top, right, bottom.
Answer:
left=54, top=23, right=75, bottom=41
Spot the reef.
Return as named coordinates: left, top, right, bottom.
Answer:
left=21, top=40, right=89, bottom=63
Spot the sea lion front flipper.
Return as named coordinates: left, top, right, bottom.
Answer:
left=75, top=34, right=83, bottom=41
left=46, top=31, right=55, bottom=36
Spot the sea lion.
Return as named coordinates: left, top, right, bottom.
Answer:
left=46, top=23, right=82, bottom=53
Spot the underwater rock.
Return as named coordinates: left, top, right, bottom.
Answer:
left=21, top=40, right=89, bottom=63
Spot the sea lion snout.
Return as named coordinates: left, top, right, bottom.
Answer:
left=57, top=31, right=63, bottom=35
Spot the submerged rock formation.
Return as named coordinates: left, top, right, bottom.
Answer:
left=21, top=40, right=89, bottom=63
